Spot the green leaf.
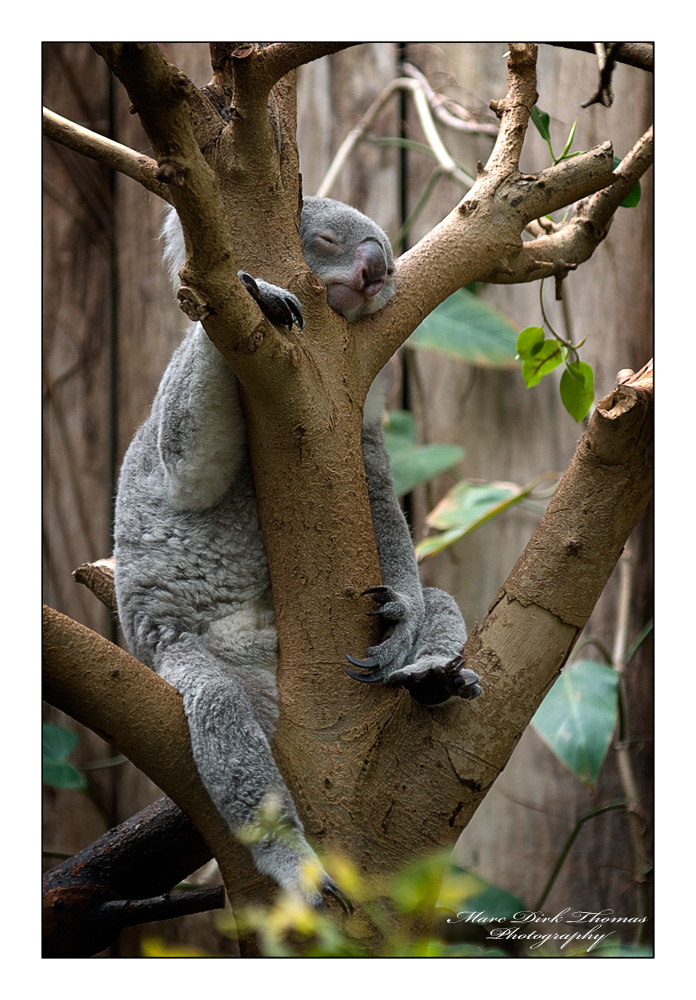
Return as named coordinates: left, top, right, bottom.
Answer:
left=425, top=481, right=520, bottom=531
left=43, top=760, right=88, bottom=791
left=43, top=723, right=87, bottom=791
left=383, top=410, right=464, bottom=497
left=558, top=118, right=578, bottom=160
left=530, top=105, right=551, bottom=141
left=441, top=865, right=525, bottom=921
left=516, top=326, right=545, bottom=358
left=560, top=361, right=594, bottom=421
left=43, top=722, right=78, bottom=760
left=418, top=482, right=527, bottom=557
left=612, top=155, right=642, bottom=208
left=521, top=338, right=566, bottom=387
left=408, top=289, right=519, bottom=368
left=415, top=481, right=522, bottom=559
left=532, top=660, right=619, bottom=788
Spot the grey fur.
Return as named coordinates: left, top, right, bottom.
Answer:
left=114, top=197, right=478, bottom=906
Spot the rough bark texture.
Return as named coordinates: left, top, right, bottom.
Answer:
left=43, top=797, right=219, bottom=957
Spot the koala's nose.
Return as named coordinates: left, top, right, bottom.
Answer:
left=358, top=242, right=388, bottom=298
left=363, top=275, right=386, bottom=298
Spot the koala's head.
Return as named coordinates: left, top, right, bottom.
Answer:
left=300, top=197, right=395, bottom=321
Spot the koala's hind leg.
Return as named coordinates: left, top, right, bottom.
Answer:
left=155, top=635, right=343, bottom=908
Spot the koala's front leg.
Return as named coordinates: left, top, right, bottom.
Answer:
left=349, top=420, right=481, bottom=705
left=383, top=587, right=481, bottom=705
left=238, top=271, right=305, bottom=331
left=348, top=421, right=427, bottom=681
left=347, top=586, right=481, bottom=705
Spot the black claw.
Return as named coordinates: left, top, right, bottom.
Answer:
left=238, top=270, right=258, bottom=295
left=346, top=667, right=383, bottom=684
left=238, top=271, right=304, bottom=331
left=323, top=882, right=354, bottom=914
left=345, top=654, right=382, bottom=683
left=288, top=298, right=305, bottom=330
left=345, top=654, right=380, bottom=669
left=361, top=586, right=390, bottom=602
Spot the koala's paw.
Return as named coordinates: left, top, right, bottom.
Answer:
left=291, top=861, right=353, bottom=914
left=345, top=585, right=424, bottom=686
left=252, top=834, right=352, bottom=913
left=317, top=875, right=354, bottom=914
left=238, top=271, right=305, bottom=331
left=387, top=655, right=482, bottom=706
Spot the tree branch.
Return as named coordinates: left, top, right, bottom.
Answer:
left=91, top=42, right=260, bottom=340
left=42, top=107, right=171, bottom=202
left=43, top=797, right=216, bottom=957
left=547, top=42, right=654, bottom=73
left=582, top=125, right=654, bottom=230
left=487, top=43, right=539, bottom=174
left=514, top=141, right=615, bottom=223
left=73, top=557, right=116, bottom=613
left=486, top=125, right=653, bottom=285
left=255, top=42, right=358, bottom=88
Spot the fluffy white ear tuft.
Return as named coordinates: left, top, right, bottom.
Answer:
left=160, top=206, right=186, bottom=290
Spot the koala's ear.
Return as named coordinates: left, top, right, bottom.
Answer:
left=160, top=207, right=187, bottom=291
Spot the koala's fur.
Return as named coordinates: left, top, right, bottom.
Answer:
left=114, top=197, right=479, bottom=907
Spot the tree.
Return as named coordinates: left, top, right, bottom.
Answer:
left=42, top=42, right=653, bottom=956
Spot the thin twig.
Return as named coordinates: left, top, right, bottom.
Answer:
left=532, top=803, right=627, bottom=911
left=317, top=75, right=473, bottom=197
left=401, top=62, right=499, bottom=137
left=42, top=107, right=172, bottom=203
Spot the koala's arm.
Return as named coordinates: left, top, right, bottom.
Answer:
left=360, top=415, right=426, bottom=638
left=151, top=326, right=248, bottom=510
left=151, top=294, right=303, bottom=512
left=349, top=395, right=481, bottom=705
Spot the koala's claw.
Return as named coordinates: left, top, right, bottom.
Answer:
left=448, top=657, right=482, bottom=701
left=361, top=585, right=409, bottom=622
left=322, top=879, right=354, bottom=914
left=345, top=654, right=383, bottom=683
left=238, top=270, right=305, bottom=331
left=392, top=655, right=482, bottom=706
left=345, top=654, right=380, bottom=670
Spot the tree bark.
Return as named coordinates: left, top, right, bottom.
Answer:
left=43, top=797, right=219, bottom=957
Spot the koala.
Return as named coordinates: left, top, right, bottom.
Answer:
left=114, top=195, right=480, bottom=909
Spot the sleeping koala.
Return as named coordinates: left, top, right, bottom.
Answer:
left=114, top=196, right=480, bottom=908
